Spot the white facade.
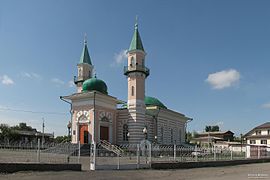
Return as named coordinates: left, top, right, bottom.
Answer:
left=244, top=122, right=270, bottom=146
left=61, top=23, right=191, bottom=145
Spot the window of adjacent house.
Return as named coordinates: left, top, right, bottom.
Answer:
left=250, top=140, right=256, bottom=144
left=261, top=140, right=267, bottom=144
left=256, top=130, right=261, bottom=135
left=131, top=86, right=134, bottom=96
left=268, top=130, right=270, bottom=135
left=123, top=124, right=128, bottom=141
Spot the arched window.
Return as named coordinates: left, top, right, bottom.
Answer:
left=171, top=129, right=174, bottom=144
left=131, top=86, right=134, bottom=96
left=123, top=124, right=128, bottom=141
left=101, top=116, right=109, bottom=122
left=160, top=127, right=164, bottom=144
left=179, top=129, right=182, bottom=143
left=130, top=57, right=135, bottom=67
left=144, top=126, right=148, bottom=140
left=78, top=115, right=87, bottom=122
left=142, top=59, right=145, bottom=66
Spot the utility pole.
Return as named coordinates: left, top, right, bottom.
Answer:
left=42, top=118, right=45, bottom=149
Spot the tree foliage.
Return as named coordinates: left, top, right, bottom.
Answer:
left=12, top=123, right=34, bottom=131
left=0, top=124, right=20, bottom=143
left=205, top=125, right=220, bottom=132
left=54, top=135, right=71, bottom=143
left=185, top=130, right=199, bottom=143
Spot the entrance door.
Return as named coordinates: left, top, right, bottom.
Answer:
left=79, top=125, right=89, bottom=144
left=83, top=131, right=89, bottom=144
left=100, top=126, right=109, bottom=141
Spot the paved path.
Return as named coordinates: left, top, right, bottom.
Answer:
left=1, top=162, right=269, bottom=180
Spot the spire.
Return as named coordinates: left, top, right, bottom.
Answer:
left=79, top=34, right=92, bottom=65
left=128, top=16, right=145, bottom=52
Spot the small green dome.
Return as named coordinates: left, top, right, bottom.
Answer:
left=145, top=96, right=167, bottom=109
left=82, top=77, right=108, bottom=94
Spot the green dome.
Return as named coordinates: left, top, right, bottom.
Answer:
left=82, top=77, right=108, bottom=94
left=145, top=96, right=167, bottom=109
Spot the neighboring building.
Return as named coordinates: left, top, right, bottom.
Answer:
left=197, top=131, right=234, bottom=141
left=214, top=141, right=246, bottom=153
left=193, top=131, right=234, bottom=146
left=244, top=122, right=270, bottom=146
left=61, top=21, right=192, bottom=145
left=15, top=130, right=54, bottom=144
left=0, top=123, right=54, bottom=144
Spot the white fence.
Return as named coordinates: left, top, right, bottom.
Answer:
left=90, top=142, right=248, bottom=170
left=0, top=139, right=80, bottom=164
left=1, top=141, right=269, bottom=171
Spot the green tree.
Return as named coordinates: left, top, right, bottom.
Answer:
left=186, top=131, right=199, bottom=143
left=54, top=135, right=71, bottom=143
left=205, top=125, right=220, bottom=132
left=0, top=124, right=19, bottom=143
left=12, top=123, right=33, bottom=131
left=205, top=126, right=211, bottom=132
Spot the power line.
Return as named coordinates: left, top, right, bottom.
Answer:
left=0, top=107, right=68, bottom=115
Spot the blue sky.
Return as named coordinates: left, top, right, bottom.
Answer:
left=1, top=0, right=270, bottom=136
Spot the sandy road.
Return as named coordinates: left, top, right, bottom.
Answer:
left=1, top=162, right=269, bottom=180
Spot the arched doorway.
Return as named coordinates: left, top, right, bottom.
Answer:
left=79, top=124, right=89, bottom=144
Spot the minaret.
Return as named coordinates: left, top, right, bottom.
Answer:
left=124, top=19, right=150, bottom=144
left=74, top=35, right=94, bottom=92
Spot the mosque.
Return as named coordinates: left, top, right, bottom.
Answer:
left=61, top=21, right=192, bottom=145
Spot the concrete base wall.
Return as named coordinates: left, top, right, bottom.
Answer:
left=0, top=163, right=81, bottom=173
left=151, top=158, right=270, bottom=169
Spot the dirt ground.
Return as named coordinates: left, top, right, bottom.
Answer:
left=1, top=162, right=269, bottom=180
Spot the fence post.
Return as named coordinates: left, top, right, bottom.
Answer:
left=173, top=144, right=176, bottom=161
left=246, top=145, right=250, bottom=159
left=230, top=147, right=233, bottom=160
left=117, top=154, right=120, bottom=170
left=137, top=144, right=140, bottom=169
left=258, top=146, right=260, bottom=159
left=78, top=141, right=80, bottom=164
left=90, top=143, right=96, bottom=170
left=37, top=138, right=40, bottom=163
left=149, top=143, right=152, bottom=168
left=214, top=145, right=216, bottom=161
left=195, top=145, right=198, bottom=162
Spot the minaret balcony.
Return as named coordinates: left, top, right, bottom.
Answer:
left=124, top=65, right=150, bottom=77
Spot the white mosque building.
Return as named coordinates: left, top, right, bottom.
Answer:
left=61, top=21, right=192, bottom=145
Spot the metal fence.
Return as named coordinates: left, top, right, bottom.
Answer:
left=1, top=140, right=269, bottom=171
left=0, top=139, right=80, bottom=164
left=90, top=142, right=248, bottom=170
left=91, top=143, right=270, bottom=170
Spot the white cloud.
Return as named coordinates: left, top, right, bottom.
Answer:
left=206, top=69, right=240, bottom=89
left=68, top=80, right=75, bottom=88
left=262, top=103, right=270, bottom=109
left=0, top=75, right=14, bottom=85
left=21, top=72, right=41, bottom=80
left=111, top=49, right=128, bottom=66
left=51, top=78, right=65, bottom=85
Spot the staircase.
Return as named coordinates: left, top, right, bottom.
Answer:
left=99, top=140, right=124, bottom=156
